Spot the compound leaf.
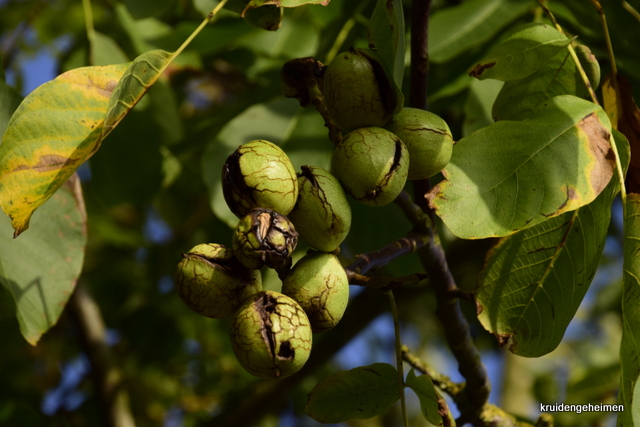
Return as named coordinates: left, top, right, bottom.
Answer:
left=477, top=130, right=629, bottom=356
left=0, top=63, right=128, bottom=236
left=428, top=95, right=615, bottom=239
left=470, top=23, right=573, bottom=81
left=0, top=175, right=86, bottom=345
left=305, top=363, right=400, bottom=423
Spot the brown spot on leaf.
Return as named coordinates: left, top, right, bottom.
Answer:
left=496, top=333, right=511, bottom=347
left=469, top=62, right=496, bottom=78
left=577, top=113, right=614, bottom=196
left=12, top=154, right=77, bottom=173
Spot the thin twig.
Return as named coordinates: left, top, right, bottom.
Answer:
left=401, top=345, right=464, bottom=397
left=388, top=291, right=409, bottom=427
left=67, top=284, right=135, bottom=427
left=348, top=272, right=427, bottom=290
left=345, top=231, right=429, bottom=276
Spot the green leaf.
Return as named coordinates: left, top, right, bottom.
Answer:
left=368, top=0, right=405, bottom=89
left=492, top=49, right=590, bottom=121
left=429, top=0, right=531, bottom=64
left=0, top=79, right=22, bottom=141
left=469, top=23, right=573, bottom=81
left=0, top=63, right=128, bottom=236
left=0, top=175, right=86, bottom=345
left=102, top=50, right=173, bottom=138
left=620, top=193, right=640, bottom=426
left=405, top=369, right=442, bottom=425
left=124, top=0, right=173, bottom=19
left=477, top=130, right=629, bottom=357
left=428, top=95, right=615, bottom=239
left=305, top=363, right=400, bottom=423
left=90, top=31, right=129, bottom=66
left=463, top=78, right=503, bottom=136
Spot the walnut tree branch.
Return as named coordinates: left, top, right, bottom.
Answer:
left=409, top=1, right=491, bottom=424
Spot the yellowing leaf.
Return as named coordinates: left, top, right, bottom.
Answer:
left=0, top=63, right=128, bottom=236
left=428, top=95, right=615, bottom=239
left=102, top=50, right=173, bottom=138
left=602, top=73, right=621, bottom=129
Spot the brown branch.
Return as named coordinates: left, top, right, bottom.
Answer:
left=345, top=230, right=429, bottom=276
left=408, top=2, right=491, bottom=422
left=348, top=272, right=427, bottom=290
left=67, top=284, right=135, bottom=427
left=410, top=0, right=433, bottom=110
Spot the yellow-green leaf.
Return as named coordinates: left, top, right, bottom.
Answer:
left=0, top=63, right=128, bottom=236
left=428, top=95, right=615, bottom=239
left=102, top=50, right=174, bottom=138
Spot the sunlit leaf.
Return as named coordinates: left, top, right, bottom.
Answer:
left=428, top=95, right=615, bottom=239
left=305, top=363, right=400, bottom=423
left=0, top=63, right=128, bottom=236
left=0, top=175, right=86, bottom=345
left=429, top=0, right=531, bottom=64
left=405, top=369, right=443, bottom=425
left=368, top=0, right=404, bottom=88
left=477, top=130, right=629, bottom=356
left=102, top=50, right=173, bottom=138
left=493, top=50, right=590, bottom=121
left=469, top=23, right=573, bottom=81
left=620, top=193, right=640, bottom=426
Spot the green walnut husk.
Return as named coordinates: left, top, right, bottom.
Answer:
left=288, top=166, right=351, bottom=252
left=384, top=108, right=454, bottom=180
left=231, top=290, right=312, bottom=379
left=174, top=243, right=262, bottom=319
left=222, top=140, right=299, bottom=218
left=323, top=47, right=404, bottom=132
left=282, top=252, right=349, bottom=333
left=232, top=208, right=298, bottom=270
left=331, top=127, right=409, bottom=206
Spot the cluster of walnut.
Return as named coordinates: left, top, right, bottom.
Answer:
left=174, top=46, right=455, bottom=380
left=175, top=139, right=351, bottom=379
